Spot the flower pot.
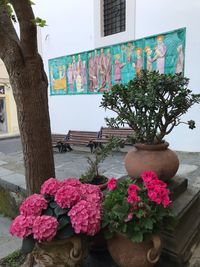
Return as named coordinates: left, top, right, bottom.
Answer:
left=32, top=236, right=88, bottom=267
left=107, top=233, right=162, bottom=267
left=124, top=142, right=179, bottom=182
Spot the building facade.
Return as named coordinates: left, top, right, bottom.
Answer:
left=34, top=0, right=200, bottom=151
left=0, top=60, right=19, bottom=136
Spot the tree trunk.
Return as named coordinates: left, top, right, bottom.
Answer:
left=4, top=52, right=55, bottom=194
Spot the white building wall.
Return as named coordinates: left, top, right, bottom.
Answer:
left=34, top=0, right=200, bottom=151
left=135, top=0, right=200, bottom=151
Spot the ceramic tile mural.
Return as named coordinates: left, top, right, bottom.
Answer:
left=49, top=28, right=186, bottom=95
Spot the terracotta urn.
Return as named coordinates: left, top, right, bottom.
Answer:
left=124, top=142, right=179, bottom=182
left=32, top=236, right=88, bottom=267
left=107, top=233, right=162, bottom=267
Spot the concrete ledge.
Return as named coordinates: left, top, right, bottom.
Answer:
left=0, top=178, right=27, bottom=218
left=0, top=134, right=20, bottom=141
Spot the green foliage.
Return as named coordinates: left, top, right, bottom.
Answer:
left=101, top=71, right=200, bottom=144
left=102, top=178, right=175, bottom=243
left=0, top=250, right=26, bottom=267
left=80, top=137, right=125, bottom=184
left=32, top=17, right=47, bottom=27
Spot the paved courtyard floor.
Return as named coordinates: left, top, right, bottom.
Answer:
left=0, top=137, right=200, bottom=266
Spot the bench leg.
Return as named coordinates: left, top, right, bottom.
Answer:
left=66, top=144, right=73, bottom=151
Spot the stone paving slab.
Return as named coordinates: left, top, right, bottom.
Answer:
left=0, top=215, right=21, bottom=259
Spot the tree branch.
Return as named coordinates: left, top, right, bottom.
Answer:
left=0, top=2, right=24, bottom=68
left=10, top=0, right=38, bottom=57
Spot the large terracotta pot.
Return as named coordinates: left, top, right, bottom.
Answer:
left=32, top=236, right=88, bottom=267
left=107, top=233, right=162, bottom=267
left=124, top=142, right=179, bottom=182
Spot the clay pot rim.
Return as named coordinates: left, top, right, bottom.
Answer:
left=134, top=142, right=169, bottom=151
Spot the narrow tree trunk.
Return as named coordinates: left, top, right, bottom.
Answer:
left=5, top=53, right=55, bottom=194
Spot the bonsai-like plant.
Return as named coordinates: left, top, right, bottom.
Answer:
left=10, top=178, right=102, bottom=253
left=101, top=71, right=200, bottom=144
left=80, top=137, right=125, bottom=185
left=102, top=171, right=175, bottom=242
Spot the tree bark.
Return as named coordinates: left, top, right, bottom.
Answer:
left=0, top=2, right=55, bottom=194
left=3, top=51, right=55, bottom=194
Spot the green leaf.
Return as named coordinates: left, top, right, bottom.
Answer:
left=142, top=218, right=153, bottom=230
left=42, top=207, right=54, bottom=216
left=56, top=224, right=74, bottom=240
left=49, top=202, right=58, bottom=209
left=54, top=206, right=67, bottom=217
left=21, top=236, right=36, bottom=254
left=131, top=232, right=143, bottom=243
left=58, top=215, right=70, bottom=230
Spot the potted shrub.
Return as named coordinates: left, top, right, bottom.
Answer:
left=102, top=171, right=175, bottom=267
left=101, top=71, right=200, bottom=181
left=10, top=178, right=102, bottom=266
left=80, top=137, right=124, bottom=189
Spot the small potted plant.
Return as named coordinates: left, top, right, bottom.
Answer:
left=101, top=71, right=200, bottom=181
left=102, top=171, right=175, bottom=267
left=10, top=178, right=102, bottom=266
left=80, top=137, right=124, bottom=189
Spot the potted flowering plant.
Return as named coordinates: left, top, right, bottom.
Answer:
left=10, top=178, right=102, bottom=266
left=103, top=171, right=175, bottom=267
left=101, top=71, right=200, bottom=181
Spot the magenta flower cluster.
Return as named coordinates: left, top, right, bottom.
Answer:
left=68, top=200, right=101, bottom=236
left=127, top=184, right=141, bottom=204
left=32, top=216, right=58, bottom=241
left=40, top=178, right=61, bottom=196
left=10, top=177, right=103, bottom=242
left=19, top=194, right=48, bottom=216
left=141, top=171, right=171, bottom=208
left=55, top=185, right=81, bottom=208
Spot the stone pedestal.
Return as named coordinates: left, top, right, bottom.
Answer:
left=156, top=176, right=200, bottom=267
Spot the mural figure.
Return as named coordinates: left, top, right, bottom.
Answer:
left=133, top=48, right=143, bottom=76
left=67, top=63, right=73, bottom=90
left=72, top=55, right=77, bottom=88
left=176, top=44, right=184, bottom=73
left=154, top=35, right=167, bottom=74
left=99, top=48, right=107, bottom=89
left=50, top=65, right=66, bottom=90
left=114, top=54, right=126, bottom=83
left=76, top=67, right=83, bottom=93
left=94, top=49, right=100, bottom=87
left=122, top=42, right=135, bottom=63
left=145, top=46, right=154, bottom=71
left=105, top=49, right=112, bottom=89
left=81, top=61, right=87, bottom=86
left=88, top=52, right=98, bottom=92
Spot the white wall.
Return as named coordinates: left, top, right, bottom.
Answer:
left=34, top=0, right=200, bottom=151
left=34, top=0, right=115, bottom=134
left=135, top=0, right=200, bottom=151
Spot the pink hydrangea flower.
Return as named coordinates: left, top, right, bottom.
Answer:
left=55, top=185, right=80, bottom=208
left=20, top=194, right=48, bottom=216
left=141, top=170, right=158, bottom=184
left=79, top=184, right=103, bottom=203
left=32, top=216, right=58, bottom=242
left=68, top=200, right=101, bottom=236
left=40, top=178, right=61, bottom=196
left=10, top=215, right=35, bottom=238
left=61, top=178, right=82, bottom=187
left=107, top=177, right=117, bottom=190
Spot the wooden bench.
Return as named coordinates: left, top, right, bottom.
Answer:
left=64, top=130, right=99, bottom=152
left=92, top=127, right=134, bottom=148
left=51, top=134, right=70, bottom=152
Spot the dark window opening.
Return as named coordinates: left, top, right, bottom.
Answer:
left=103, top=0, right=126, bottom=37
